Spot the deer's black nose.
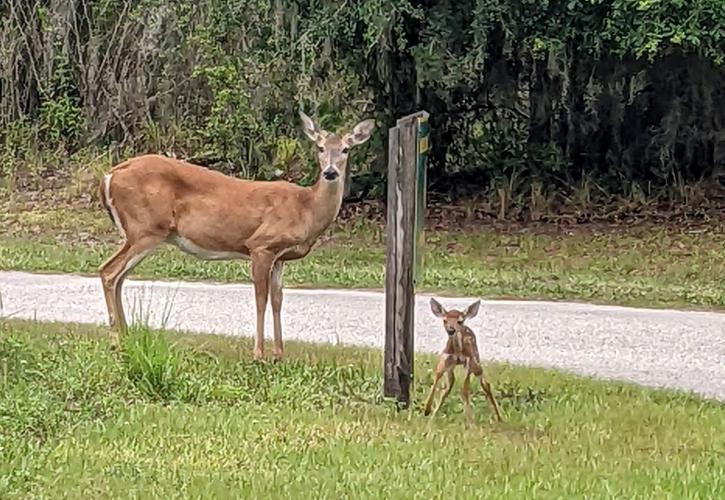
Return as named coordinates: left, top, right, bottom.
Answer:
left=322, top=167, right=339, bottom=181
left=446, top=328, right=455, bottom=336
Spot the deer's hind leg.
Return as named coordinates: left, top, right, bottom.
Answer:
left=470, top=360, right=503, bottom=422
left=99, top=236, right=163, bottom=346
left=461, top=369, right=475, bottom=424
left=99, top=242, right=130, bottom=344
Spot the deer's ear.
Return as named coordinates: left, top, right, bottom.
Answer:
left=430, top=298, right=446, bottom=318
left=344, top=118, right=376, bottom=146
left=463, top=300, right=481, bottom=320
left=299, top=110, right=322, bottom=142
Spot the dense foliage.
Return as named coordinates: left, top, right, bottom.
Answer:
left=2, top=0, right=724, bottom=209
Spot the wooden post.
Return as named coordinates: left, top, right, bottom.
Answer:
left=384, top=111, right=430, bottom=408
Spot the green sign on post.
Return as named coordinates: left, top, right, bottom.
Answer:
left=413, top=113, right=430, bottom=289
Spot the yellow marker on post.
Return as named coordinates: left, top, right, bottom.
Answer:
left=414, top=113, right=430, bottom=289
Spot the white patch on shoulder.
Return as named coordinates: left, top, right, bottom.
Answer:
left=169, top=234, right=250, bottom=261
left=104, top=174, right=126, bottom=239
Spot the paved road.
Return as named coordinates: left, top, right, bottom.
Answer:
left=1, top=270, right=724, bottom=401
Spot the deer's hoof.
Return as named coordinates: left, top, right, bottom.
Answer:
left=108, top=332, right=121, bottom=352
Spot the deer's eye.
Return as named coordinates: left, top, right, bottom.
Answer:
left=317, top=146, right=325, bottom=153
left=341, top=147, right=350, bottom=154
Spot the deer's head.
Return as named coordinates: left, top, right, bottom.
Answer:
left=430, top=298, right=481, bottom=336
left=299, top=111, right=375, bottom=183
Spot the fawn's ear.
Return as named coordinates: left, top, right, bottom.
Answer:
left=430, top=298, right=446, bottom=318
left=462, top=300, right=481, bottom=320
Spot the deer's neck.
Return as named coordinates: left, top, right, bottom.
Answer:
left=308, top=175, right=345, bottom=236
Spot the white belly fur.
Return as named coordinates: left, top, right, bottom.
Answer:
left=168, top=234, right=249, bottom=261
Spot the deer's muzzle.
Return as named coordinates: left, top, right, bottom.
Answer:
left=322, top=167, right=339, bottom=181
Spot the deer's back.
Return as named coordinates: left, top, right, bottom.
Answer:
left=110, top=154, right=305, bottom=200
left=105, top=154, right=313, bottom=248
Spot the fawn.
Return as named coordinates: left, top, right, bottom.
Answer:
left=423, top=298, right=503, bottom=422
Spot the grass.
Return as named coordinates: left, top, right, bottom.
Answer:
left=2, top=195, right=725, bottom=310
left=1, top=319, right=723, bottom=498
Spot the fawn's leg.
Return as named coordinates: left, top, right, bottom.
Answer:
left=471, top=361, right=503, bottom=422
left=423, top=364, right=444, bottom=415
left=424, top=355, right=456, bottom=416
left=433, top=369, right=455, bottom=416
left=251, top=250, right=275, bottom=361
left=270, top=261, right=284, bottom=361
left=461, top=369, right=474, bottom=424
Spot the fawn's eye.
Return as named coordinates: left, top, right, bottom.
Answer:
left=342, top=147, right=350, bottom=154
left=317, top=146, right=325, bottom=153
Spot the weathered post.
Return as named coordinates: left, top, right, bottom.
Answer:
left=384, top=111, right=430, bottom=408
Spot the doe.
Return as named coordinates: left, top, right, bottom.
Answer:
left=97, top=111, right=375, bottom=360
left=423, top=298, right=503, bottom=422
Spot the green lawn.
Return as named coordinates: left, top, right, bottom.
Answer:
left=1, top=320, right=723, bottom=498
left=2, top=198, right=725, bottom=310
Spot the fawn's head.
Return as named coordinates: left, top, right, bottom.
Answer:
left=299, top=111, right=376, bottom=183
left=430, top=298, right=481, bottom=336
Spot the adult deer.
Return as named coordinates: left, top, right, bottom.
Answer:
left=98, top=111, right=375, bottom=360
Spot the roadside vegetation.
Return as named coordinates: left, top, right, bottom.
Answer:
left=2, top=185, right=725, bottom=310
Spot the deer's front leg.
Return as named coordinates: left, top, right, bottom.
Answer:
left=251, top=250, right=275, bottom=361
left=424, top=354, right=456, bottom=416
left=433, top=369, right=455, bottom=416
left=270, top=261, right=284, bottom=361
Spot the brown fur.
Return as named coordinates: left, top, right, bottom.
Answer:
left=97, top=112, right=375, bottom=359
left=423, top=298, right=503, bottom=422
